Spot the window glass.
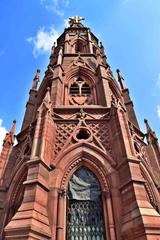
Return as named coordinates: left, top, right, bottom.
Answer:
left=66, top=167, right=106, bottom=240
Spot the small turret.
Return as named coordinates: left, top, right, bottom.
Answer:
left=117, top=69, right=139, bottom=128
left=116, top=69, right=126, bottom=90
left=2, top=119, right=16, bottom=148
left=144, top=118, right=159, bottom=145
left=51, top=42, right=56, bottom=56
left=144, top=118, right=160, bottom=174
left=32, top=69, right=40, bottom=91
left=21, top=69, right=40, bottom=131
left=0, top=120, right=16, bottom=178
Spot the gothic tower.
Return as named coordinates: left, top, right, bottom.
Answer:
left=0, top=17, right=160, bottom=240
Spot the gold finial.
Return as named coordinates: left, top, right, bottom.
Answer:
left=68, top=16, right=85, bottom=26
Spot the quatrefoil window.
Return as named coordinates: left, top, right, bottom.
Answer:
left=76, top=128, right=90, bottom=140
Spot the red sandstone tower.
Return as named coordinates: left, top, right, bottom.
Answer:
left=0, top=16, right=160, bottom=240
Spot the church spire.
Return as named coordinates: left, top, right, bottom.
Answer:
left=3, top=17, right=160, bottom=240
left=116, top=69, right=126, bottom=90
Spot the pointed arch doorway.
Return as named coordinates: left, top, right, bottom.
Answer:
left=66, top=167, right=106, bottom=240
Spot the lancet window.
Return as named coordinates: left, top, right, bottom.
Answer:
left=74, top=39, right=89, bottom=53
left=75, top=40, right=84, bottom=53
left=66, top=167, right=106, bottom=240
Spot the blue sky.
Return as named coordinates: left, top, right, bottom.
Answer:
left=0, top=0, right=160, bottom=149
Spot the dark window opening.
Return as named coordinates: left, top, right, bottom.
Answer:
left=70, top=83, right=79, bottom=95
left=75, top=40, right=84, bottom=53
left=76, top=45, right=81, bottom=53
left=76, top=129, right=90, bottom=140
left=81, top=83, right=91, bottom=94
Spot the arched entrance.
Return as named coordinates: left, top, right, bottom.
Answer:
left=66, top=166, right=106, bottom=239
left=52, top=144, right=118, bottom=240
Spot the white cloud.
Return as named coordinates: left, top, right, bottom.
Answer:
left=26, top=26, right=59, bottom=57
left=157, top=106, right=160, bottom=119
left=40, top=0, right=69, bottom=16
left=0, top=119, right=7, bottom=153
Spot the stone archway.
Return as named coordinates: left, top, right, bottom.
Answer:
left=49, top=144, right=118, bottom=240
left=66, top=166, right=106, bottom=239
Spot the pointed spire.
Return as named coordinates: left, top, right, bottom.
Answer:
left=144, top=118, right=158, bottom=144
left=116, top=69, right=126, bottom=90
left=3, top=119, right=16, bottom=147
left=32, top=69, right=40, bottom=90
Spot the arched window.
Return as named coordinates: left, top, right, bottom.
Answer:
left=75, top=40, right=84, bottom=53
left=66, top=167, right=106, bottom=239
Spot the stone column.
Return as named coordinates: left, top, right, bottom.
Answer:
left=96, top=65, right=112, bottom=106
left=64, top=32, right=69, bottom=53
left=49, top=187, right=59, bottom=240
left=56, top=189, right=66, bottom=240
left=103, top=189, right=116, bottom=240
left=87, top=29, right=93, bottom=54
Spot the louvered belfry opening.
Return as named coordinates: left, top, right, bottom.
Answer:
left=70, top=82, right=79, bottom=95
left=66, top=167, right=106, bottom=240
left=81, top=82, right=91, bottom=95
left=70, top=78, right=91, bottom=96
